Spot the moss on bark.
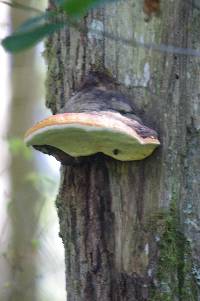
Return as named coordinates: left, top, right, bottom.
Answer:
left=150, top=200, right=199, bottom=301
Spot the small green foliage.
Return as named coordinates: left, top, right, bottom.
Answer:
left=1, top=0, right=117, bottom=52
left=16, top=14, right=51, bottom=32
left=30, top=239, right=40, bottom=251
left=61, top=0, right=115, bottom=17
left=2, top=13, right=64, bottom=53
left=8, top=137, right=32, bottom=160
left=2, top=23, right=62, bottom=53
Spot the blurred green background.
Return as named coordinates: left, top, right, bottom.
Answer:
left=0, top=1, right=65, bottom=300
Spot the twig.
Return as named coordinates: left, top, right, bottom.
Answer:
left=0, top=0, right=42, bottom=13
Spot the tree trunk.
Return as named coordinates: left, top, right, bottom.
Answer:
left=7, top=2, right=44, bottom=300
left=46, top=1, right=200, bottom=300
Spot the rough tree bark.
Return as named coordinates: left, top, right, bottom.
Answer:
left=46, top=1, right=200, bottom=300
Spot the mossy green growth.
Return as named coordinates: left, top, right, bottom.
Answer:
left=150, top=201, right=199, bottom=301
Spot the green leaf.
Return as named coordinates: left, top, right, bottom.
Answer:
left=16, top=13, right=49, bottom=32
left=2, top=13, right=64, bottom=53
left=1, top=0, right=116, bottom=53
left=61, top=0, right=116, bottom=17
left=62, top=0, right=98, bottom=16
left=2, top=23, right=63, bottom=52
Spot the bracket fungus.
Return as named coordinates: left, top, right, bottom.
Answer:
left=25, top=72, right=160, bottom=162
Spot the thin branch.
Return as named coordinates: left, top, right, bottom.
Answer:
left=0, top=0, right=42, bottom=13
left=101, top=31, right=199, bottom=57
left=103, top=31, right=200, bottom=57
left=75, top=21, right=200, bottom=58
left=1, top=0, right=200, bottom=58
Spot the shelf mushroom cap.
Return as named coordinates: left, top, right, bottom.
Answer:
left=24, top=111, right=160, bottom=161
